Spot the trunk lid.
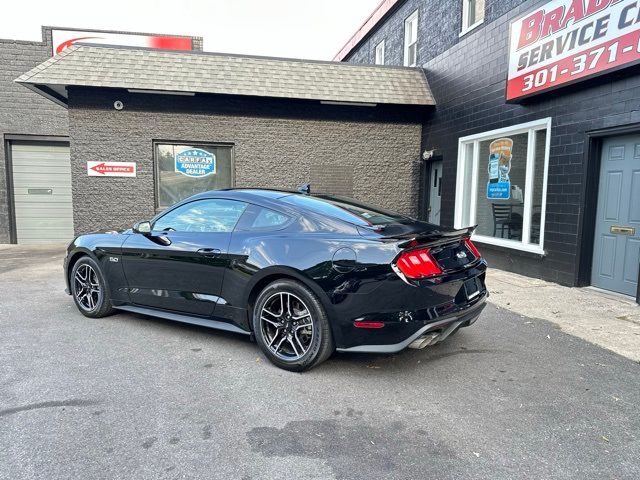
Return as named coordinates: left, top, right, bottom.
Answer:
left=358, top=220, right=479, bottom=272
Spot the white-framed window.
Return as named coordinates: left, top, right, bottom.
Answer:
left=403, top=10, right=418, bottom=67
left=454, top=118, right=551, bottom=255
left=461, top=0, right=485, bottom=36
left=375, top=40, right=385, bottom=65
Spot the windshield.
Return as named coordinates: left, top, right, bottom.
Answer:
left=281, top=194, right=408, bottom=226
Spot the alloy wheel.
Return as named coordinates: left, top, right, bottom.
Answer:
left=73, top=264, right=101, bottom=312
left=259, top=292, right=314, bottom=361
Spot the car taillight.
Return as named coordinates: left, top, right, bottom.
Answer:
left=464, top=238, right=481, bottom=259
left=395, top=248, right=443, bottom=279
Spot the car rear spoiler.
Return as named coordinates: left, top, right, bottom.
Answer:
left=393, top=226, right=476, bottom=249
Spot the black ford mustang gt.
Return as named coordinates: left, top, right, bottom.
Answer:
left=64, top=189, right=487, bottom=371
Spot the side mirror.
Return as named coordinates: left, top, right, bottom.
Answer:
left=133, top=221, right=152, bottom=235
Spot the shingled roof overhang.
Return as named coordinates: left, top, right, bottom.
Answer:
left=15, top=44, right=435, bottom=108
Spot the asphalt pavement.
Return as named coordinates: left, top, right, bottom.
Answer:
left=0, top=246, right=639, bottom=480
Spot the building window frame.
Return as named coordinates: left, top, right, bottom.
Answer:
left=152, top=140, right=235, bottom=211
left=403, top=9, right=419, bottom=67
left=460, top=0, right=485, bottom=37
left=454, top=118, right=552, bottom=255
left=374, top=40, right=385, bottom=65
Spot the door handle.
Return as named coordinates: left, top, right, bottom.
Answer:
left=197, top=248, right=221, bottom=258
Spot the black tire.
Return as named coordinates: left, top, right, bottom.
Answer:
left=252, top=279, right=334, bottom=372
left=70, top=256, right=115, bottom=318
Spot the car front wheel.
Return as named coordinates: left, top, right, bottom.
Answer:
left=252, top=279, right=334, bottom=372
left=70, top=256, right=115, bottom=318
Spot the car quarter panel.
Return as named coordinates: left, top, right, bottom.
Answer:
left=220, top=231, right=397, bottom=334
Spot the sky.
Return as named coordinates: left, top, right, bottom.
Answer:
left=0, top=0, right=381, bottom=60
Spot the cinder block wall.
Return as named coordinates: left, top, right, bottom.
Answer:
left=0, top=29, right=68, bottom=243
left=67, top=88, right=424, bottom=234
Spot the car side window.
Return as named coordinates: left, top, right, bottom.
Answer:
left=235, top=204, right=292, bottom=232
left=153, top=199, right=248, bottom=233
left=251, top=208, right=290, bottom=229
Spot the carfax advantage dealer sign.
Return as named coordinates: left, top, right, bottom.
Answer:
left=508, top=0, right=640, bottom=100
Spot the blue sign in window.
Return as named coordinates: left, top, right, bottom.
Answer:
left=487, top=182, right=511, bottom=200
left=175, top=148, right=216, bottom=178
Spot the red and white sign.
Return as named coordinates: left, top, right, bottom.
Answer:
left=51, top=29, right=194, bottom=56
left=508, top=0, right=640, bottom=101
left=87, top=161, right=137, bottom=177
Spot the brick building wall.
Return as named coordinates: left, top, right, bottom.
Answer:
left=0, top=28, right=68, bottom=243
left=422, top=1, right=640, bottom=286
left=343, top=0, right=524, bottom=67
left=343, top=0, right=640, bottom=286
left=67, top=88, right=424, bottom=234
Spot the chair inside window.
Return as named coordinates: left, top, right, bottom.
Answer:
left=492, top=203, right=521, bottom=239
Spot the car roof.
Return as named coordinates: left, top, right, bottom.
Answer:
left=227, top=188, right=296, bottom=199
left=184, top=188, right=300, bottom=215
left=189, top=188, right=293, bottom=203
left=185, top=188, right=413, bottom=229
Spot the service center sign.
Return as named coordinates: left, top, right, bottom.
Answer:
left=87, top=161, right=136, bottom=177
left=508, top=0, right=640, bottom=100
left=51, top=29, right=193, bottom=56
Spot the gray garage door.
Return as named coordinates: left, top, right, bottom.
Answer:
left=11, top=143, right=74, bottom=244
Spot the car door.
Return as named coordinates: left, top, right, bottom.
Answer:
left=121, top=198, right=248, bottom=316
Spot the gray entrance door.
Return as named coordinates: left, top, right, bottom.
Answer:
left=591, top=135, right=640, bottom=297
left=11, top=142, right=74, bottom=244
left=428, top=160, right=442, bottom=225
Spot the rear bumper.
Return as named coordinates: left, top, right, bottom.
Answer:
left=336, top=293, right=487, bottom=353
left=328, top=260, right=488, bottom=351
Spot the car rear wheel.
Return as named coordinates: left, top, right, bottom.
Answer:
left=252, top=279, right=334, bottom=372
left=71, top=256, right=115, bottom=318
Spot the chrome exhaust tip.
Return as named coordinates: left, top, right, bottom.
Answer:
left=408, top=332, right=440, bottom=349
